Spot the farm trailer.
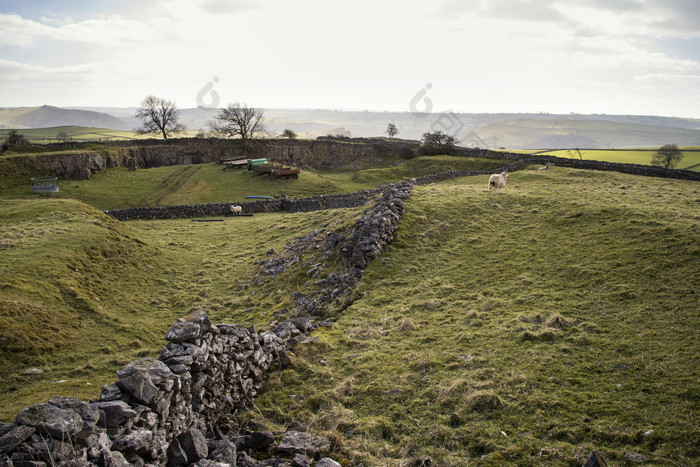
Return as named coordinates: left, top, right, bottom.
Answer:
left=270, top=167, right=300, bottom=179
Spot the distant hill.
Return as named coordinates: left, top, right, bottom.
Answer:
left=463, top=119, right=700, bottom=149
left=3, top=105, right=700, bottom=149
left=0, top=105, right=131, bottom=131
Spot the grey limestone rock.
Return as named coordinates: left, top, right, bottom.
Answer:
left=91, top=401, right=137, bottom=429
left=276, top=431, right=330, bottom=456
left=0, top=425, right=36, bottom=454
left=14, top=404, right=84, bottom=439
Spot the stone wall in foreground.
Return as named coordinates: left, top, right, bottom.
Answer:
left=0, top=311, right=325, bottom=466
left=0, top=181, right=417, bottom=467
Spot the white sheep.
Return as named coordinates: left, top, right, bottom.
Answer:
left=488, top=171, right=508, bottom=194
left=230, top=205, right=243, bottom=216
left=538, top=166, right=549, bottom=171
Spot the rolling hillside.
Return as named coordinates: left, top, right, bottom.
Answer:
left=0, top=105, right=132, bottom=131
left=466, top=119, right=700, bottom=149
left=1, top=166, right=698, bottom=465
left=4, top=105, right=700, bottom=149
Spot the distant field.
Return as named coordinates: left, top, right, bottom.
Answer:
left=0, top=126, right=198, bottom=143
left=470, top=119, right=700, bottom=149
left=533, top=148, right=700, bottom=171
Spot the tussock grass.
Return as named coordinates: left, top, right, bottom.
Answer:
left=2, top=163, right=698, bottom=465
left=245, top=166, right=700, bottom=465
left=0, top=198, right=361, bottom=419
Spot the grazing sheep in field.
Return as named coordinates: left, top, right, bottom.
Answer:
left=488, top=171, right=508, bottom=194
left=538, top=166, right=549, bottom=171
left=230, top=205, right=243, bottom=216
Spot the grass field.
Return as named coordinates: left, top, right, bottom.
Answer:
left=245, top=167, right=700, bottom=465
left=1, top=162, right=698, bottom=465
left=0, top=126, right=199, bottom=143
left=0, top=156, right=506, bottom=210
left=472, top=119, right=700, bottom=149
left=0, top=198, right=359, bottom=420
left=533, top=148, right=700, bottom=171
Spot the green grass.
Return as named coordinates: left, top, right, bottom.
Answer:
left=244, top=167, right=700, bottom=465
left=350, top=155, right=505, bottom=185
left=1, top=163, right=698, bottom=465
left=473, top=119, right=700, bottom=149
left=0, top=197, right=364, bottom=420
left=535, top=148, right=700, bottom=171
left=0, top=126, right=199, bottom=143
left=0, top=164, right=344, bottom=210
left=0, top=156, right=506, bottom=210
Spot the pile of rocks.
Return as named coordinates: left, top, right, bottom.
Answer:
left=0, top=311, right=346, bottom=466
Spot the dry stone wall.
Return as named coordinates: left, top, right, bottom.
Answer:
left=5, top=139, right=698, bottom=185
left=0, top=181, right=416, bottom=467
left=104, top=188, right=387, bottom=221
left=456, top=148, right=700, bottom=181
left=0, top=310, right=322, bottom=466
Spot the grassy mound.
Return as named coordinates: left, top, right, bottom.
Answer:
left=351, top=155, right=504, bottom=185
left=0, top=198, right=166, bottom=418
left=0, top=197, right=369, bottom=419
left=244, top=167, right=700, bottom=465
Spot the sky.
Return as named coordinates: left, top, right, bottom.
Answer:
left=1, top=0, right=699, bottom=118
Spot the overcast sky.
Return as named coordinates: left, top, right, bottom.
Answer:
left=1, top=0, right=699, bottom=117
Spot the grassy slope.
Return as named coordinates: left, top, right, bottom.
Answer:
left=0, top=199, right=165, bottom=417
left=1, top=161, right=698, bottom=465
left=0, top=126, right=143, bottom=142
left=0, top=196, right=367, bottom=420
left=0, top=156, right=507, bottom=210
left=247, top=167, right=700, bottom=465
left=350, top=155, right=505, bottom=185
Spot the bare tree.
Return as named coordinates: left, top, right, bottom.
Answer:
left=209, top=103, right=266, bottom=147
left=280, top=129, right=297, bottom=139
left=135, top=96, right=185, bottom=140
left=385, top=123, right=399, bottom=139
left=567, top=148, right=584, bottom=160
left=651, top=143, right=683, bottom=169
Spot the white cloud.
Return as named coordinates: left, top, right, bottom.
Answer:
left=0, top=0, right=698, bottom=116
left=197, top=0, right=259, bottom=15
left=0, top=58, right=98, bottom=78
left=0, top=12, right=162, bottom=48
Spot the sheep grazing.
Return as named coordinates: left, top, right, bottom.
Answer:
left=488, top=171, right=508, bottom=194
left=538, top=166, right=549, bottom=171
left=230, top=205, right=243, bottom=216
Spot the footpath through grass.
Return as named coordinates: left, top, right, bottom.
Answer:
left=246, top=166, right=700, bottom=465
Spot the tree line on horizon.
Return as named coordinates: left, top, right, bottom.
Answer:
left=0, top=96, right=685, bottom=170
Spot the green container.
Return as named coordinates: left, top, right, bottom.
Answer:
left=246, top=158, right=268, bottom=170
